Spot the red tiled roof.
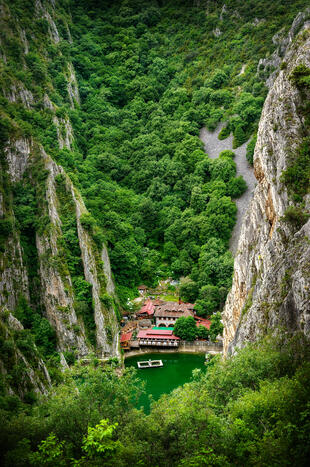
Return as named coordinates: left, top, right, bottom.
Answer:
left=154, top=302, right=194, bottom=317
left=195, top=317, right=211, bottom=330
left=153, top=299, right=164, bottom=306
left=154, top=309, right=194, bottom=318
left=120, top=331, right=133, bottom=343
left=138, top=285, right=148, bottom=290
left=137, top=299, right=155, bottom=316
left=137, top=329, right=180, bottom=340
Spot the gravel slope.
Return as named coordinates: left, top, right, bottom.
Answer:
left=199, top=124, right=256, bottom=255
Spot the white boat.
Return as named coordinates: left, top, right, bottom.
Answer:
left=137, top=359, right=163, bottom=369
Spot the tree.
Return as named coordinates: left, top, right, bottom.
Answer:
left=29, top=434, right=66, bottom=466
left=81, top=419, right=121, bottom=462
left=246, top=135, right=257, bottom=165
left=207, top=69, right=228, bottom=89
left=194, top=284, right=220, bottom=317
left=179, top=277, right=199, bottom=303
left=233, top=125, right=247, bottom=148
left=173, top=316, right=197, bottom=341
left=190, top=186, right=206, bottom=213
left=196, top=325, right=209, bottom=340
left=29, top=420, right=121, bottom=466
left=227, top=176, right=247, bottom=198
left=209, top=312, right=223, bottom=342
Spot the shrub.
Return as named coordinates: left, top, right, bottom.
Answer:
left=100, top=293, right=113, bottom=308
left=0, top=217, right=14, bottom=250
left=282, top=206, right=309, bottom=230
left=218, top=124, right=231, bottom=140
left=281, top=137, right=310, bottom=202
left=219, top=150, right=235, bottom=159
left=25, top=52, right=47, bottom=83
left=290, top=64, right=310, bottom=90
left=246, top=134, right=257, bottom=165
left=227, top=176, right=247, bottom=198
left=233, top=124, right=247, bottom=148
left=63, top=351, right=76, bottom=366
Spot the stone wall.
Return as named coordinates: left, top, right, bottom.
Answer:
left=124, top=340, right=223, bottom=358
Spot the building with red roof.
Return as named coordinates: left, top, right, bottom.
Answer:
left=120, top=331, right=133, bottom=350
left=137, top=328, right=180, bottom=348
left=154, top=302, right=194, bottom=327
left=194, top=317, right=211, bottom=330
left=152, top=299, right=165, bottom=306
left=137, top=298, right=155, bottom=318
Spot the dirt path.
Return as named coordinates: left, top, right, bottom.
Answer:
left=199, top=124, right=256, bottom=255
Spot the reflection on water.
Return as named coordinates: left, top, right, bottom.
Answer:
left=125, top=352, right=206, bottom=413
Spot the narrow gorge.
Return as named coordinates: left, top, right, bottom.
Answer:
left=0, top=1, right=310, bottom=465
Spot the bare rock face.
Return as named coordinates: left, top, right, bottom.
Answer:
left=0, top=0, right=120, bottom=360
left=0, top=0, right=120, bottom=401
left=5, top=139, right=31, bottom=182
left=67, top=63, right=80, bottom=107
left=3, top=83, right=34, bottom=109
left=36, top=149, right=90, bottom=356
left=0, top=235, right=30, bottom=311
left=223, top=24, right=310, bottom=356
left=53, top=115, right=74, bottom=150
left=35, top=0, right=60, bottom=43
left=38, top=145, right=119, bottom=357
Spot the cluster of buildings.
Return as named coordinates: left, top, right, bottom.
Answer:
left=120, top=298, right=211, bottom=351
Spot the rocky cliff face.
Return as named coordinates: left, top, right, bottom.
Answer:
left=0, top=311, right=51, bottom=399
left=258, top=8, right=310, bottom=88
left=1, top=138, right=120, bottom=359
left=223, top=22, right=310, bottom=355
left=0, top=0, right=120, bottom=365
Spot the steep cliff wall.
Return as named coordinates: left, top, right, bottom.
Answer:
left=223, top=22, right=310, bottom=355
left=0, top=311, right=51, bottom=399
left=0, top=0, right=120, bottom=363
left=1, top=139, right=120, bottom=359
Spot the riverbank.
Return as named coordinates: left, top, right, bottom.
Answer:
left=124, top=340, right=222, bottom=358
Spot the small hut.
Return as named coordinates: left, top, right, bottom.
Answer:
left=138, top=285, right=148, bottom=295
left=120, top=331, right=133, bottom=350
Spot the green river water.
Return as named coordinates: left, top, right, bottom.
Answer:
left=125, top=353, right=206, bottom=413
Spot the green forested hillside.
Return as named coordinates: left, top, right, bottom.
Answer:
left=1, top=0, right=307, bottom=313
left=65, top=0, right=297, bottom=309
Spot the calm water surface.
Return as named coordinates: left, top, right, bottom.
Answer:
left=125, top=352, right=206, bottom=413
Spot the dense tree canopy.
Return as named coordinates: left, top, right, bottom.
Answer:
left=1, top=335, right=310, bottom=466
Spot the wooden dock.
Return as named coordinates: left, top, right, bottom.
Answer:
left=137, top=359, right=163, bottom=369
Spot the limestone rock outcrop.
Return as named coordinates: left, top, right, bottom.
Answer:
left=0, top=0, right=120, bottom=361
left=1, top=138, right=120, bottom=358
left=223, top=22, right=310, bottom=355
